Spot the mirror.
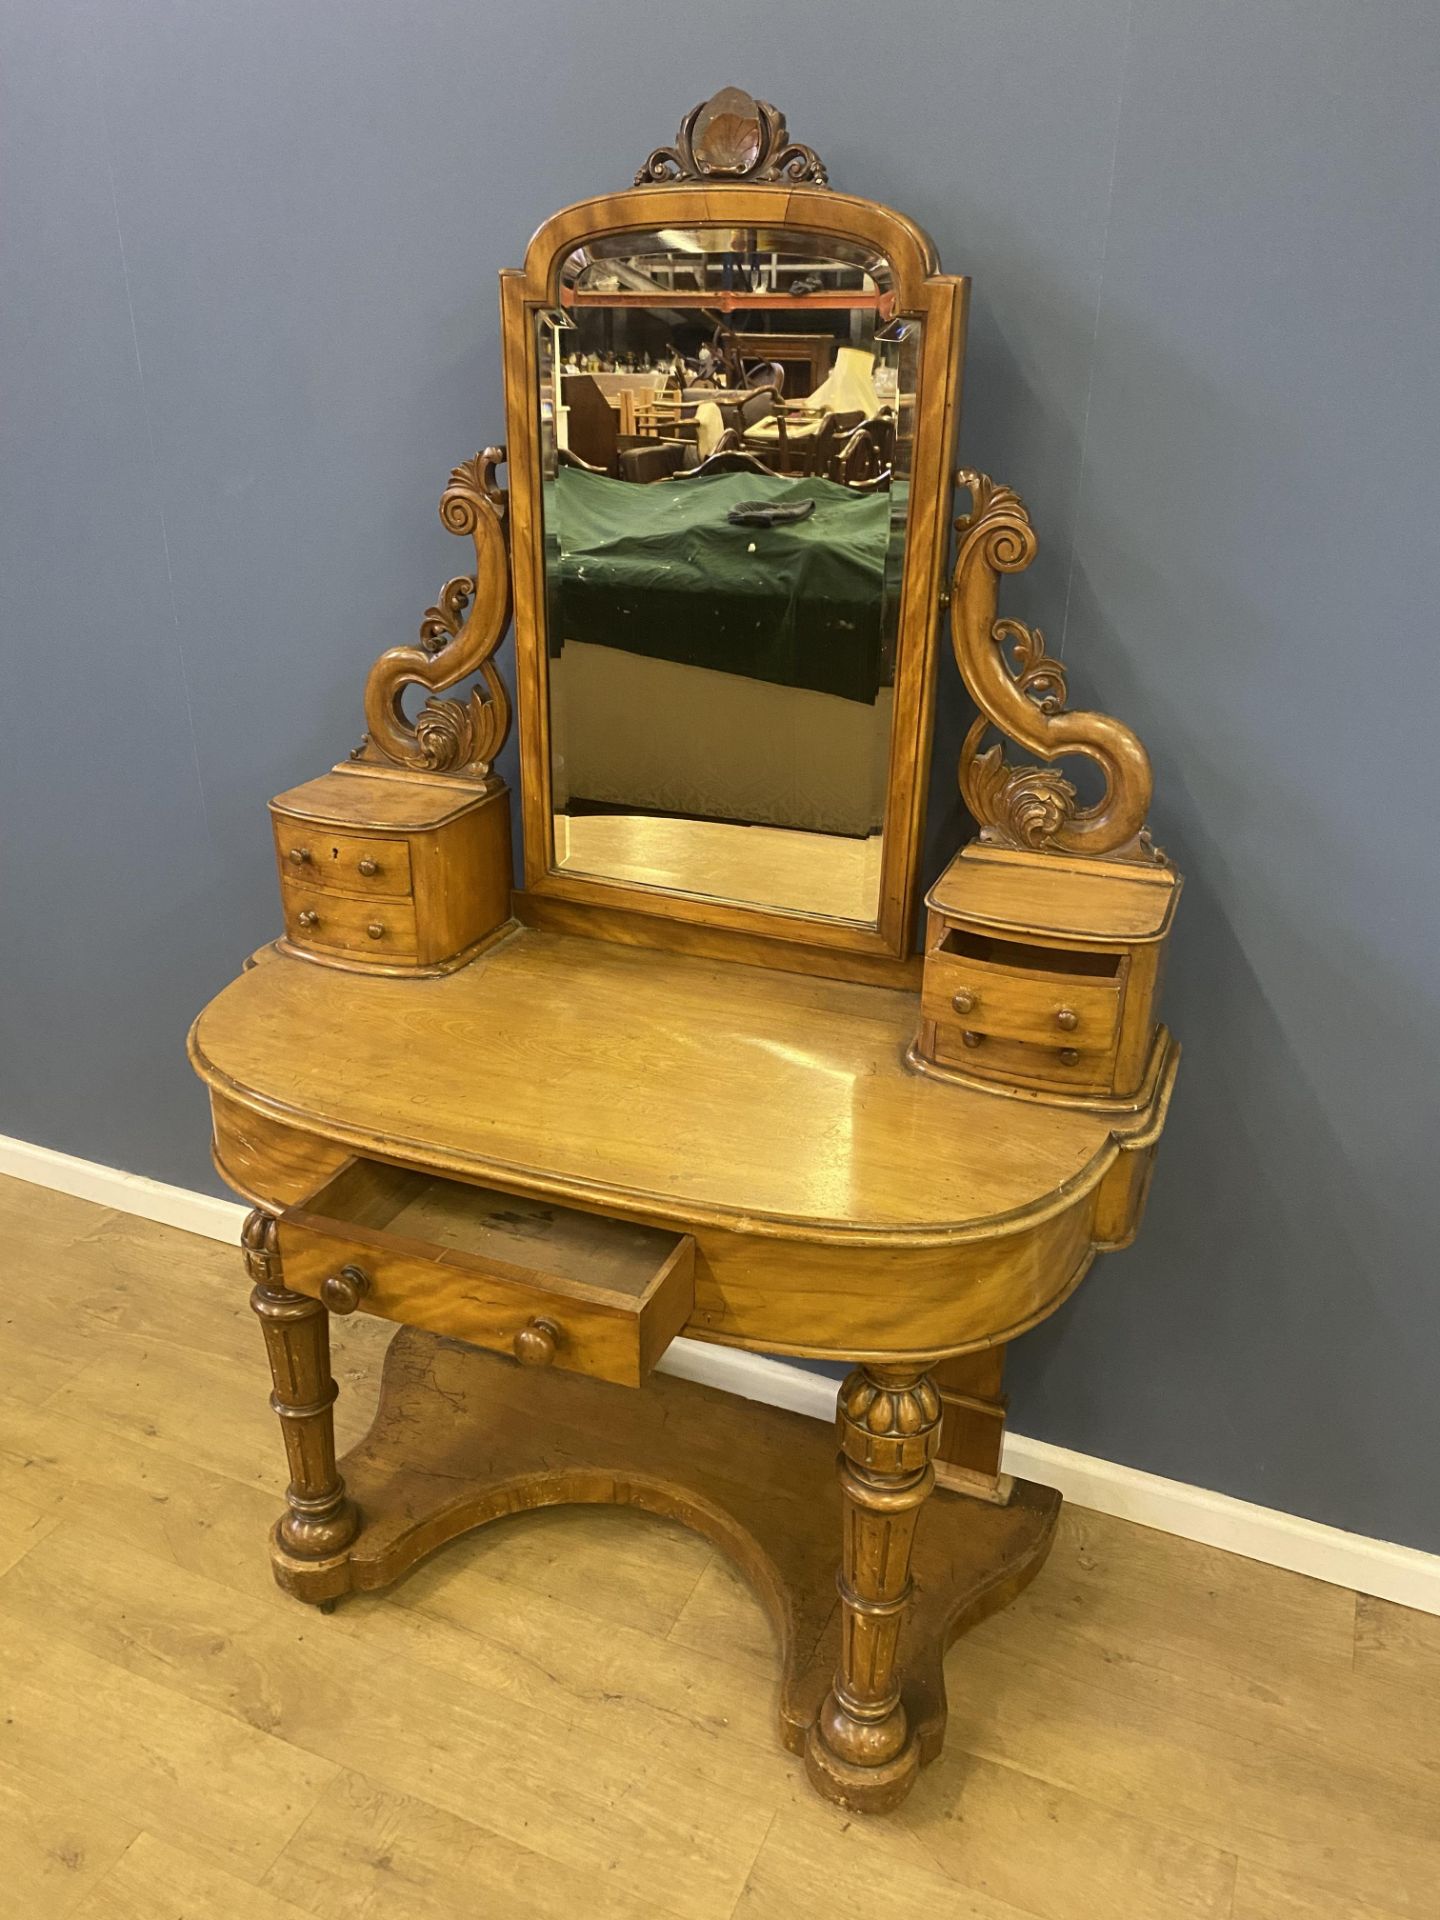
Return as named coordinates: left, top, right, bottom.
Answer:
left=534, top=227, right=920, bottom=925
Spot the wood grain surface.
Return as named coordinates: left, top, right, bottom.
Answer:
left=192, top=927, right=1170, bottom=1360
left=191, top=929, right=1145, bottom=1239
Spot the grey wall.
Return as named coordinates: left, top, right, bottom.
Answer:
left=4, top=2, right=1438, bottom=1549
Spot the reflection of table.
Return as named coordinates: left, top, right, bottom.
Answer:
left=575, top=370, right=668, bottom=436
left=546, top=465, right=903, bottom=833
left=550, top=641, right=894, bottom=836
left=547, top=466, right=900, bottom=703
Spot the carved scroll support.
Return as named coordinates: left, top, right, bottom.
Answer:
left=806, top=1365, right=941, bottom=1813
left=951, top=472, right=1160, bottom=862
left=359, top=449, right=513, bottom=782
left=243, top=1209, right=359, bottom=1571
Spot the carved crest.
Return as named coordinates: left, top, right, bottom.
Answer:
left=635, top=88, right=828, bottom=187
left=358, top=450, right=513, bottom=782
left=951, top=472, right=1162, bottom=863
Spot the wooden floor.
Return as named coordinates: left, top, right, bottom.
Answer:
left=1, top=1174, right=1436, bottom=1919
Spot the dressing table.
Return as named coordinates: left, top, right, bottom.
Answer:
left=188, top=90, right=1180, bottom=1816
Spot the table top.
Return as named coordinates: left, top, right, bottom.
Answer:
left=190, top=926, right=1151, bottom=1250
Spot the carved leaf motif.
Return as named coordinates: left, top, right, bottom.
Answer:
left=634, top=89, right=829, bottom=187
left=840, top=1370, right=941, bottom=1438
left=994, top=619, right=1067, bottom=714
left=419, top=576, right=475, bottom=655
left=412, top=699, right=474, bottom=771
left=960, top=726, right=1079, bottom=850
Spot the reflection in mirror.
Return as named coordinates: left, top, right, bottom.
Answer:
left=537, top=228, right=919, bottom=924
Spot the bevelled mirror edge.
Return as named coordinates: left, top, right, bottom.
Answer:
left=500, top=98, right=968, bottom=979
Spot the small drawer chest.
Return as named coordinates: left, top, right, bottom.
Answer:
left=270, top=766, right=511, bottom=974
left=911, top=843, right=1180, bottom=1107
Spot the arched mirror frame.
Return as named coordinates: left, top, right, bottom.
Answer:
left=500, top=182, right=969, bottom=972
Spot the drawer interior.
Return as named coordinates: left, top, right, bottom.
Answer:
left=294, top=1158, right=687, bottom=1305
left=935, top=927, right=1121, bottom=980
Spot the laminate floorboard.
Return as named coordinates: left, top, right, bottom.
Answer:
left=1, top=1173, right=1433, bottom=1919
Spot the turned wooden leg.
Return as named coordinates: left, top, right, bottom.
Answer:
left=242, top=1209, right=359, bottom=1568
left=805, top=1364, right=941, bottom=1813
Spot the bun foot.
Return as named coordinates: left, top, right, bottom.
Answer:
left=802, top=1712, right=925, bottom=1812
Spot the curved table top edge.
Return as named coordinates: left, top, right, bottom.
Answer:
left=188, top=1026, right=1162, bottom=1252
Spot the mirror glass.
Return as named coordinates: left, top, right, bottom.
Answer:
left=536, top=227, right=920, bottom=924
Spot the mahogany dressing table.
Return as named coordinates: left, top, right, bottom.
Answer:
left=189, top=90, right=1180, bottom=1816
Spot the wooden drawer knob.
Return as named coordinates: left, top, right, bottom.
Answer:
left=357, top=857, right=380, bottom=877
left=1057, top=1048, right=1080, bottom=1067
left=297, top=909, right=321, bottom=930
left=320, top=1264, right=370, bottom=1315
left=951, top=988, right=978, bottom=1015
left=513, top=1317, right=560, bottom=1367
left=961, top=1030, right=984, bottom=1049
left=1055, top=1007, right=1079, bottom=1032
left=287, top=846, right=311, bottom=867
left=366, top=923, right=386, bottom=941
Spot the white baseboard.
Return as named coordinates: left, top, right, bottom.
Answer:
left=0, top=1133, right=246, bottom=1244
left=5, top=1129, right=1438, bottom=1616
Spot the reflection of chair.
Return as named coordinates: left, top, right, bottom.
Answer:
left=719, top=387, right=782, bottom=434
left=744, top=347, right=881, bottom=470
left=563, top=374, right=620, bottom=474
left=832, top=411, right=896, bottom=487
left=617, top=440, right=694, bottom=482
left=695, top=390, right=778, bottom=458
left=798, top=409, right=864, bottom=478
left=744, top=360, right=785, bottom=395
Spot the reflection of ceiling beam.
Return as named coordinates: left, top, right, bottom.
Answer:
left=605, top=258, right=703, bottom=297
left=562, top=290, right=891, bottom=312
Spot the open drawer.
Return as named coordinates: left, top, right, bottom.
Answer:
left=277, top=1159, right=695, bottom=1388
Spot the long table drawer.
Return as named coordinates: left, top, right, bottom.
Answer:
left=278, top=1160, right=694, bottom=1388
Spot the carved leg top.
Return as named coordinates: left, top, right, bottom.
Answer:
left=241, top=1206, right=283, bottom=1290
left=838, top=1366, right=942, bottom=1477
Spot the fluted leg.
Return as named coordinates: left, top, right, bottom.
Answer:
left=805, top=1364, right=941, bottom=1812
left=242, top=1209, right=359, bottom=1567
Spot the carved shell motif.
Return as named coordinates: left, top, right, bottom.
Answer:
left=635, top=88, right=828, bottom=187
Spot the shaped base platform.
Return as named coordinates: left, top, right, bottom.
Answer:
left=271, top=1327, right=1060, bottom=1811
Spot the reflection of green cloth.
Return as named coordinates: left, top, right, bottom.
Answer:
left=545, top=467, right=906, bottom=704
